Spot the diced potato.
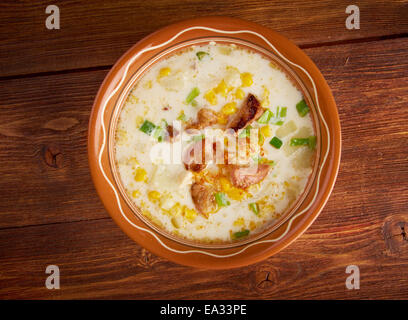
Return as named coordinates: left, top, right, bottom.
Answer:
left=276, top=120, right=297, bottom=138
left=292, top=147, right=314, bottom=169
left=218, top=46, right=232, bottom=55
left=160, top=194, right=175, bottom=211
left=225, top=66, right=241, bottom=87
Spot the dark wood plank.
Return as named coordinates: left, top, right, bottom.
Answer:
left=0, top=70, right=110, bottom=227
left=0, top=37, right=407, bottom=299
left=0, top=209, right=407, bottom=299
left=0, top=0, right=407, bottom=77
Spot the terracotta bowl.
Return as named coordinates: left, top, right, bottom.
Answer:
left=88, top=17, right=341, bottom=269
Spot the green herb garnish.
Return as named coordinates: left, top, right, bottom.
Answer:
left=269, top=136, right=283, bottom=149
left=269, top=106, right=287, bottom=125
left=249, top=203, right=259, bottom=216
left=296, top=99, right=310, bottom=117
left=153, top=126, right=166, bottom=142
left=290, top=136, right=316, bottom=149
left=238, top=125, right=253, bottom=138
left=139, top=120, right=156, bottom=135
left=215, top=192, right=230, bottom=207
left=186, top=87, right=200, bottom=104
left=232, top=229, right=250, bottom=239
left=177, top=111, right=187, bottom=122
left=196, top=51, right=209, bottom=60
left=257, top=109, right=273, bottom=124
left=191, top=134, right=205, bottom=142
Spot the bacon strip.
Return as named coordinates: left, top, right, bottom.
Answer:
left=227, top=94, right=263, bottom=131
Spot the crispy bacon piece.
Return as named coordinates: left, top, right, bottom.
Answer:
left=190, top=182, right=217, bottom=218
left=227, top=94, right=263, bottom=131
left=228, top=164, right=271, bottom=189
left=186, top=108, right=218, bottom=130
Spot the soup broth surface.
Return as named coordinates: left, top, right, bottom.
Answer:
left=115, top=43, right=316, bottom=243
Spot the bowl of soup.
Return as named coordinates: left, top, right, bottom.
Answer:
left=88, top=17, right=341, bottom=268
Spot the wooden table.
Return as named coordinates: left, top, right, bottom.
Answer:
left=0, top=0, right=407, bottom=299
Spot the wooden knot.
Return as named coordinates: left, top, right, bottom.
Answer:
left=136, top=248, right=162, bottom=268
left=43, top=145, right=63, bottom=168
left=253, top=264, right=279, bottom=293
left=383, top=214, right=408, bottom=258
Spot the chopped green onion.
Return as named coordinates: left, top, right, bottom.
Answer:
left=308, top=136, right=317, bottom=149
left=215, top=192, right=230, bottom=207
left=270, top=106, right=287, bottom=125
left=153, top=126, right=166, bottom=142
left=177, top=111, right=187, bottom=122
left=238, top=125, right=252, bottom=138
left=257, top=109, right=273, bottom=124
left=186, top=87, right=200, bottom=104
left=139, top=120, right=156, bottom=135
left=232, top=229, right=250, bottom=239
left=252, top=155, right=274, bottom=166
left=191, top=134, right=205, bottom=142
left=290, top=138, right=309, bottom=146
left=296, top=99, right=310, bottom=117
left=191, top=100, right=198, bottom=107
left=269, top=136, right=283, bottom=149
left=290, top=136, right=317, bottom=149
left=196, top=51, right=209, bottom=60
left=249, top=203, right=259, bottom=216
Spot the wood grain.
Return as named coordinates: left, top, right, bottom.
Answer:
left=0, top=0, right=407, bottom=77
left=0, top=36, right=407, bottom=299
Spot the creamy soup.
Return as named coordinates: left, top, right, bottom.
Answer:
left=115, top=43, right=316, bottom=243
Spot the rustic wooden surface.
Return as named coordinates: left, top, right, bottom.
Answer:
left=0, top=0, right=407, bottom=299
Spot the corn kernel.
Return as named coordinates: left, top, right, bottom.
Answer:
left=217, top=115, right=228, bottom=125
left=214, top=80, right=228, bottom=97
left=204, top=89, right=217, bottom=105
left=233, top=217, right=245, bottom=226
left=220, top=177, right=232, bottom=192
left=260, top=125, right=272, bottom=137
left=240, top=72, right=253, bottom=87
left=143, top=80, right=152, bottom=89
left=132, top=190, right=140, bottom=198
left=234, top=88, right=245, bottom=100
left=134, top=168, right=147, bottom=182
left=184, top=206, right=197, bottom=223
left=158, top=67, right=171, bottom=78
left=221, top=102, right=237, bottom=115
left=171, top=217, right=180, bottom=228
left=261, top=86, right=270, bottom=107
left=135, top=116, right=144, bottom=127
left=148, top=190, right=161, bottom=201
